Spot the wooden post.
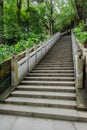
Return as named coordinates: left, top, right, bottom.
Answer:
left=11, top=53, right=18, bottom=87
left=75, top=50, right=83, bottom=89
left=26, top=48, right=30, bottom=72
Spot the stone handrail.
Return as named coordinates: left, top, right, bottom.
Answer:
left=11, top=32, right=61, bottom=87
left=74, top=36, right=87, bottom=89
left=71, top=31, right=83, bottom=89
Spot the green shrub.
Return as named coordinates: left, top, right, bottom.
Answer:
left=79, top=21, right=85, bottom=31
left=73, top=21, right=87, bottom=44
left=0, top=33, right=49, bottom=63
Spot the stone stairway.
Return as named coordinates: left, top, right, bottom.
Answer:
left=0, top=36, right=87, bottom=121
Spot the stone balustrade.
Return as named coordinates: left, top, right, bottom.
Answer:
left=71, top=32, right=83, bottom=89
left=11, top=32, right=61, bottom=87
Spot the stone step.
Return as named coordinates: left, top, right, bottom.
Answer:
left=40, top=61, right=73, bottom=64
left=11, top=91, right=76, bottom=100
left=31, top=70, right=74, bottom=73
left=0, top=103, right=86, bottom=121
left=41, top=60, right=73, bottom=61
left=28, top=73, right=74, bottom=77
left=49, top=61, right=73, bottom=62
left=17, top=85, right=75, bottom=93
left=41, top=58, right=72, bottom=59
left=39, top=60, right=73, bottom=62
left=42, top=58, right=72, bottom=60
left=34, top=67, right=74, bottom=70
left=24, top=77, right=75, bottom=81
left=21, top=80, right=75, bottom=86
left=39, top=63, right=73, bottom=66
left=36, top=65, right=73, bottom=67
left=5, top=97, right=76, bottom=109
left=41, top=59, right=72, bottom=61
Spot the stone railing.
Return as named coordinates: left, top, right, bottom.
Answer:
left=0, top=32, right=60, bottom=100
left=11, top=32, right=61, bottom=87
left=71, top=31, right=83, bottom=89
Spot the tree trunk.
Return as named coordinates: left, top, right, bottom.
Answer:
left=49, top=0, right=53, bottom=36
left=74, top=0, right=83, bottom=20
left=27, top=0, right=29, bottom=9
left=0, top=0, right=3, bottom=44
left=17, top=0, right=22, bottom=25
left=26, top=0, right=30, bottom=32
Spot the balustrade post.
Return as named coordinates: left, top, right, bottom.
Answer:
left=47, top=43, right=48, bottom=53
left=11, top=53, right=18, bottom=87
left=45, top=43, right=47, bottom=54
left=75, top=50, right=83, bottom=89
left=49, top=42, right=51, bottom=49
left=40, top=43, right=42, bottom=59
left=34, top=44, right=37, bottom=64
left=26, top=48, right=30, bottom=72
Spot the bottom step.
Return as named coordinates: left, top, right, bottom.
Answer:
left=5, top=97, right=76, bottom=109
left=0, top=104, right=87, bottom=121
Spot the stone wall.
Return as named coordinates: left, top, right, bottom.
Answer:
left=0, top=59, right=11, bottom=94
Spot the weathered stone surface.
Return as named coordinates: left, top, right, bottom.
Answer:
left=76, top=89, right=87, bottom=110
left=75, top=54, right=83, bottom=89
left=11, top=54, right=18, bottom=87
left=0, top=59, right=11, bottom=94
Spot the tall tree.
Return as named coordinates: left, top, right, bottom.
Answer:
left=17, top=0, right=22, bottom=25
left=49, top=0, right=53, bottom=35
left=74, top=0, right=87, bottom=20
left=27, top=0, right=29, bottom=8
left=0, top=0, right=3, bottom=43
left=25, top=0, right=30, bottom=32
left=74, top=0, right=82, bottom=20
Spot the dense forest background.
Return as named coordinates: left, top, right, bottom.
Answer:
left=0, top=0, right=87, bottom=62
